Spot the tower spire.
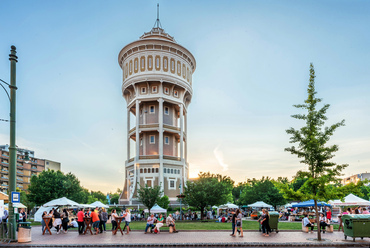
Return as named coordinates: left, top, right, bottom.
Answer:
left=153, top=3, right=162, bottom=29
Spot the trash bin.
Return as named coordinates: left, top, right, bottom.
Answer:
left=18, top=222, right=31, bottom=243
left=342, top=214, right=370, bottom=242
left=257, top=211, right=279, bottom=233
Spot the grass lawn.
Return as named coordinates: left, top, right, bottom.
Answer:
left=31, top=220, right=339, bottom=231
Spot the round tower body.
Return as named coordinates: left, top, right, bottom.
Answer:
left=118, top=27, right=196, bottom=205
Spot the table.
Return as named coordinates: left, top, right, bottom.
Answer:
left=113, top=216, right=124, bottom=235
left=83, top=217, right=93, bottom=235
left=42, top=217, right=53, bottom=235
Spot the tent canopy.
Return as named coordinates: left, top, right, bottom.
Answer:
left=34, top=206, right=53, bottom=222
left=329, top=194, right=370, bottom=207
left=218, top=203, right=239, bottom=209
left=248, top=201, right=273, bottom=208
left=292, top=200, right=331, bottom=208
left=90, top=201, right=109, bottom=208
left=144, top=204, right=167, bottom=213
left=43, top=197, right=80, bottom=207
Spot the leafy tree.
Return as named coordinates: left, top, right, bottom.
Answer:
left=232, top=182, right=246, bottom=204
left=279, top=63, right=348, bottom=241
left=239, top=177, right=286, bottom=209
left=16, top=188, right=35, bottom=213
left=90, top=190, right=107, bottom=204
left=136, top=184, right=162, bottom=214
left=157, top=195, right=170, bottom=209
left=183, top=172, right=234, bottom=219
left=28, top=170, right=87, bottom=205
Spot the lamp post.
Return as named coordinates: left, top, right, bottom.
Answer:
left=0, top=46, right=18, bottom=241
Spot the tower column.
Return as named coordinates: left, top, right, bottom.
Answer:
left=135, top=99, right=140, bottom=161
left=184, top=110, right=188, bottom=163
left=179, top=104, right=184, bottom=160
left=158, top=98, right=164, bottom=192
left=127, top=107, right=131, bottom=160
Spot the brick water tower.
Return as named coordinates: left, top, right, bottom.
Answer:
left=118, top=15, right=196, bottom=205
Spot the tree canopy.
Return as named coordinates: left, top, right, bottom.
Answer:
left=136, top=183, right=162, bottom=213
left=28, top=170, right=88, bottom=205
left=183, top=172, right=233, bottom=219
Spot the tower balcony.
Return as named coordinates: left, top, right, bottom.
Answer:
left=129, top=123, right=184, bottom=140
left=126, top=155, right=183, bottom=167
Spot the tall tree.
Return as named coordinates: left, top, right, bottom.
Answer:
left=280, top=63, right=348, bottom=241
left=157, top=195, right=170, bottom=210
left=136, top=184, right=162, bottom=214
left=28, top=170, right=87, bottom=205
left=183, top=172, right=233, bottom=219
left=239, top=177, right=286, bottom=209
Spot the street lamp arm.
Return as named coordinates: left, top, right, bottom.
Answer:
left=0, top=80, right=11, bottom=101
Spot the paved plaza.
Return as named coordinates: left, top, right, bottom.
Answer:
left=1, top=226, right=370, bottom=247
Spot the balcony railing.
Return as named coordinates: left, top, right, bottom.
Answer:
left=139, top=155, right=159, bottom=160
left=163, top=155, right=181, bottom=161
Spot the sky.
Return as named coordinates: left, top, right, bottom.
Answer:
left=0, top=0, right=369, bottom=193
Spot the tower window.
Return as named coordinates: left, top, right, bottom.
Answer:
left=140, top=168, right=143, bottom=173
left=171, top=169, right=173, bottom=174
left=164, top=87, right=169, bottom=95
left=152, top=168, right=155, bottom=173
left=152, top=86, right=158, bottom=93
left=149, top=105, right=155, bottom=114
left=164, top=107, right=169, bottom=115
left=144, top=168, right=147, bottom=173
left=165, top=136, right=169, bottom=145
left=141, top=87, right=146, bottom=94
left=140, top=138, right=143, bottom=146
left=150, top=135, right=155, bottom=144
left=178, top=169, right=180, bottom=174
left=174, top=90, right=178, bottom=97
left=164, top=168, right=166, bottom=173
left=156, top=168, right=158, bottom=173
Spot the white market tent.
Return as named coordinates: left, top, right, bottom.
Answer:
left=329, top=194, right=370, bottom=207
left=90, top=201, right=109, bottom=208
left=218, top=203, right=239, bottom=209
left=78, top=204, right=96, bottom=209
left=34, top=206, right=53, bottom=222
left=43, top=197, right=80, bottom=207
left=248, top=201, right=273, bottom=208
left=144, top=204, right=167, bottom=213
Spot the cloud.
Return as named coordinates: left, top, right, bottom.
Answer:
left=213, top=146, right=229, bottom=171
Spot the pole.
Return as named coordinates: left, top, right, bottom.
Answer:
left=8, top=45, right=18, bottom=241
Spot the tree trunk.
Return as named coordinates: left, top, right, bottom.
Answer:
left=200, top=207, right=204, bottom=220
left=314, top=200, right=321, bottom=241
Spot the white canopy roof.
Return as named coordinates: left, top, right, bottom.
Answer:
left=34, top=206, right=53, bottom=222
left=78, top=204, right=96, bottom=209
left=90, top=201, right=109, bottom=208
left=144, top=204, right=167, bottom=213
left=218, top=202, right=239, bottom=209
left=329, top=194, right=370, bottom=206
left=43, top=197, right=80, bottom=207
left=5, top=203, right=27, bottom=209
left=248, top=201, right=273, bottom=208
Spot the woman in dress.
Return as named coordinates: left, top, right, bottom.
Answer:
left=260, top=209, right=271, bottom=237
left=235, top=209, right=243, bottom=237
left=61, top=209, right=69, bottom=233
left=153, top=214, right=164, bottom=234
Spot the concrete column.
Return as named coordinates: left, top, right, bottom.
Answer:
left=135, top=99, right=140, bottom=161
left=184, top=110, right=188, bottom=163
left=158, top=98, right=164, bottom=192
left=127, top=107, right=131, bottom=160
left=179, top=104, right=184, bottom=160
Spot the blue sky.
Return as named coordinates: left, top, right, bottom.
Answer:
left=0, top=0, right=369, bottom=193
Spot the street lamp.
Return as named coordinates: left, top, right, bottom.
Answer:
left=0, top=45, right=18, bottom=241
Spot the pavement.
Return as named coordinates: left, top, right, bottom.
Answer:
left=1, top=226, right=370, bottom=247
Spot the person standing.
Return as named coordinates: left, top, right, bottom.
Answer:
left=230, top=211, right=237, bottom=237
left=236, top=209, right=243, bottom=237
left=111, top=209, right=118, bottom=234
left=90, top=208, right=100, bottom=235
left=261, top=209, right=271, bottom=237
left=123, top=209, right=131, bottom=234
left=326, top=207, right=332, bottom=222
left=77, top=208, right=85, bottom=235
left=1, top=208, right=8, bottom=234
left=61, top=209, right=69, bottom=233
left=99, top=208, right=108, bottom=233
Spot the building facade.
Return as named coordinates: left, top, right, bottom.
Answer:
left=342, top=173, right=370, bottom=185
left=118, top=24, right=196, bottom=205
left=0, top=145, right=61, bottom=192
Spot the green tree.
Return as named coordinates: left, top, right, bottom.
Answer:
left=183, top=172, right=234, bottom=220
left=232, top=182, right=246, bottom=204
left=280, top=63, right=348, bottom=241
left=90, top=191, right=107, bottom=204
left=239, top=177, right=286, bottom=209
left=157, top=195, right=170, bottom=209
left=136, top=184, right=162, bottom=214
left=28, top=170, right=87, bottom=205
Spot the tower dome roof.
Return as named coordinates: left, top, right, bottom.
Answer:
left=140, top=27, right=176, bottom=43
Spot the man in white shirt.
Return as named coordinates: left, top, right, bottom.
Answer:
left=166, top=214, right=178, bottom=233
left=144, top=214, right=157, bottom=233
left=303, top=215, right=314, bottom=233
left=69, top=218, right=78, bottom=228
